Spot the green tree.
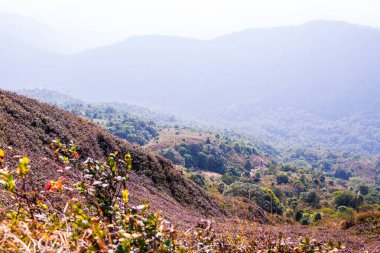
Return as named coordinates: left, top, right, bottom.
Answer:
left=334, top=191, right=362, bottom=208
left=302, top=191, right=320, bottom=208
left=276, top=174, right=289, bottom=184
left=244, top=159, right=253, bottom=171
left=359, top=185, right=369, bottom=195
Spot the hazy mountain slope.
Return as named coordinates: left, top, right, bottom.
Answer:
left=2, top=20, right=380, bottom=152
left=17, top=89, right=177, bottom=145
left=17, top=89, right=278, bottom=156
left=56, top=20, right=380, bottom=117
left=3, top=19, right=380, bottom=115
left=17, top=88, right=177, bottom=124
left=0, top=13, right=61, bottom=89
left=0, top=12, right=59, bottom=52
left=0, top=89, right=227, bottom=225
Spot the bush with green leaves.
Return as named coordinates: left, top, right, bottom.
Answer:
left=300, top=215, right=311, bottom=225
left=276, top=174, right=289, bottom=184
left=281, top=164, right=295, bottom=172
left=224, top=182, right=283, bottom=214
left=295, top=210, right=304, bottom=221
left=334, top=168, right=352, bottom=180
left=301, top=190, right=320, bottom=208
left=334, top=191, right=363, bottom=208
left=0, top=140, right=182, bottom=252
left=0, top=140, right=355, bottom=252
left=189, top=173, right=206, bottom=188
left=359, top=185, right=369, bottom=195
left=221, top=174, right=237, bottom=185
left=314, top=212, right=322, bottom=222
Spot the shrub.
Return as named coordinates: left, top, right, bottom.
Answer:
left=314, top=212, right=322, bottom=222
left=342, top=211, right=380, bottom=235
left=300, top=213, right=312, bottom=225
left=217, top=183, right=225, bottom=194
left=225, top=167, right=241, bottom=177
left=334, top=191, right=363, bottom=208
left=276, top=174, right=289, bottom=184
left=281, top=164, right=295, bottom=172
left=295, top=210, right=303, bottom=221
left=224, top=183, right=283, bottom=215
left=189, top=173, right=206, bottom=188
left=335, top=206, right=355, bottom=219
left=161, top=147, right=184, bottom=165
left=334, top=169, right=352, bottom=180
left=359, top=185, right=369, bottom=195
left=288, top=198, right=299, bottom=210
left=300, top=217, right=311, bottom=225
left=244, top=159, right=253, bottom=171
left=0, top=141, right=181, bottom=252
left=183, top=153, right=194, bottom=168
left=221, top=174, right=236, bottom=185
left=302, top=191, right=320, bottom=208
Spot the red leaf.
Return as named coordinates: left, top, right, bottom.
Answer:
left=45, top=181, right=52, bottom=191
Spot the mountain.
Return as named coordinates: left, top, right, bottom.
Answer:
left=0, top=89, right=245, bottom=226
left=0, top=13, right=62, bottom=90
left=1, top=20, right=380, bottom=153
left=0, top=12, right=60, bottom=52
left=56, top=20, right=380, bottom=116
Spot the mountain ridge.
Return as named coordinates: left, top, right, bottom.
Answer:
left=2, top=19, right=380, bottom=153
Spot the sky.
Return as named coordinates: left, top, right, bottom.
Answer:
left=0, top=0, right=379, bottom=52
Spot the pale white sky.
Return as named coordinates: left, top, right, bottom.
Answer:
left=0, top=0, right=379, bottom=52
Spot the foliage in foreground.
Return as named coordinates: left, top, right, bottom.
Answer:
left=0, top=141, right=348, bottom=252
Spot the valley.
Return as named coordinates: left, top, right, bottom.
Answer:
left=0, top=11, right=380, bottom=251
left=10, top=88, right=380, bottom=251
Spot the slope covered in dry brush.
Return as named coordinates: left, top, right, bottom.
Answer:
left=0, top=89, right=228, bottom=226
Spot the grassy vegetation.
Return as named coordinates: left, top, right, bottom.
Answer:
left=17, top=89, right=380, bottom=224
left=0, top=141, right=352, bottom=252
left=10, top=89, right=380, bottom=251
left=144, top=127, right=380, bottom=231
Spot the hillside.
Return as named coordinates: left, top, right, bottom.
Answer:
left=146, top=128, right=269, bottom=175
left=15, top=89, right=380, bottom=223
left=17, top=89, right=180, bottom=146
left=0, top=89, right=228, bottom=226
left=2, top=90, right=380, bottom=250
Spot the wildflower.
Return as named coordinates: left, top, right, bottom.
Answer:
left=0, top=149, right=4, bottom=163
left=136, top=220, right=144, bottom=227
left=122, top=189, right=129, bottom=203
left=45, top=180, right=52, bottom=191
left=74, top=151, right=79, bottom=159
left=17, top=157, right=30, bottom=176
left=45, top=178, right=63, bottom=191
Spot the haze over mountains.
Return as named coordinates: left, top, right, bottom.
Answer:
left=2, top=13, right=380, bottom=153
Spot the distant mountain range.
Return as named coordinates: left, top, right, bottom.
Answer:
left=1, top=14, right=380, bottom=153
